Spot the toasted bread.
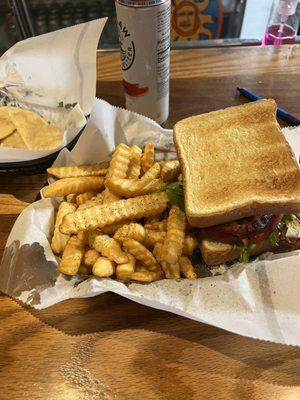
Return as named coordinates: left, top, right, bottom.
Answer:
left=198, top=234, right=273, bottom=266
left=174, top=99, right=300, bottom=227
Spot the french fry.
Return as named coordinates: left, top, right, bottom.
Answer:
left=179, top=256, right=197, bottom=279
left=114, top=223, right=146, bottom=243
left=141, top=141, right=155, bottom=172
left=144, top=233, right=196, bottom=255
left=88, top=231, right=128, bottom=264
left=142, top=162, right=161, bottom=180
left=144, top=230, right=166, bottom=249
left=58, top=236, right=85, bottom=275
left=107, top=177, right=164, bottom=198
left=135, top=262, right=149, bottom=272
left=106, top=143, right=131, bottom=181
left=47, top=162, right=109, bottom=178
left=161, top=160, right=181, bottom=182
left=116, top=253, right=136, bottom=281
left=76, top=191, right=97, bottom=206
left=102, top=144, right=132, bottom=202
left=161, top=261, right=180, bottom=279
left=127, top=145, right=142, bottom=179
left=182, top=234, right=197, bottom=256
left=135, top=264, right=149, bottom=272
left=78, top=199, right=100, bottom=210
left=102, top=188, right=120, bottom=204
left=51, top=201, right=77, bottom=254
left=144, top=220, right=167, bottom=232
left=83, top=248, right=100, bottom=267
left=93, top=257, right=116, bottom=278
left=152, top=242, right=173, bottom=278
left=100, top=220, right=133, bottom=235
left=43, top=176, right=105, bottom=198
left=129, top=270, right=163, bottom=283
left=123, top=239, right=160, bottom=272
left=161, top=205, right=186, bottom=264
left=60, top=192, right=169, bottom=234
left=153, top=242, right=163, bottom=262
left=49, top=141, right=200, bottom=283
left=78, top=192, right=104, bottom=210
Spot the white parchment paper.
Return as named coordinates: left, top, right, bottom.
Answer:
left=0, top=19, right=107, bottom=162
left=1, top=98, right=300, bottom=346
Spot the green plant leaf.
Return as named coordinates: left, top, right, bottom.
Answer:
left=165, top=182, right=185, bottom=211
left=239, top=247, right=250, bottom=263
left=269, top=228, right=280, bottom=246
left=281, top=214, right=294, bottom=224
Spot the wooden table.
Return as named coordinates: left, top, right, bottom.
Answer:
left=1, top=45, right=300, bottom=400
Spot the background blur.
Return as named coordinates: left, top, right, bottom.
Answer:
left=1, top=0, right=299, bottom=53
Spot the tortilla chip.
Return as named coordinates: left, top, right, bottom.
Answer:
left=0, top=107, right=16, bottom=139
left=8, top=108, right=63, bottom=150
left=0, top=130, right=28, bottom=149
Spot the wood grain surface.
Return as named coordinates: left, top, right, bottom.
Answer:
left=1, top=46, right=300, bottom=400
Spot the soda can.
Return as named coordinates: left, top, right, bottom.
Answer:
left=115, top=0, right=171, bottom=124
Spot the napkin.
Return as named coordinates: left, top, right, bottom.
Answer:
left=0, top=19, right=107, bottom=162
left=1, top=98, right=300, bottom=347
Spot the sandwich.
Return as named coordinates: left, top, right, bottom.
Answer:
left=174, top=99, right=300, bottom=265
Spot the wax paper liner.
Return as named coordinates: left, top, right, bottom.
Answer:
left=0, top=19, right=107, bottom=162
left=1, top=98, right=300, bottom=347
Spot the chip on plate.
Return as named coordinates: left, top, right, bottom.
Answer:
left=0, top=107, right=16, bottom=140
left=0, top=106, right=63, bottom=151
left=8, top=107, right=63, bottom=150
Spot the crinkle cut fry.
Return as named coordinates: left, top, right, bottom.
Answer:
left=100, top=220, right=133, bottom=235
left=142, top=162, right=161, bottom=180
left=106, top=143, right=131, bottom=181
left=83, top=248, right=100, bottom=267
left=51, top=201, right=77, bottom=254
left=58, top=236, right=85, bottom=275
left=47, top=162, right=108, bottom=178
left=129, top=270, right=163, bottom=283
left=179, top=256, right=197, bottom=279
left=88, top=231, right=128, bottom=264
left=102, top=188, right=120, bottom=204
left=60, top=192, right=169, bottom=235
left=104, top=144, right=131, bottom=203
left=93, top=257, right=116, bottom=277
left=76, top=191, right=97, bottom=206
left=114, top=222, right=145, bottom=242
left=42, top=176, right=105, bottom=198
left=144, top=220, right=167, bottom=232
left=161, top=205, right=186, bottom=264
left=127, top=145, right=142, bottom=179
left=106, top=177, right=164, bottom=198
left=143, top=230, right=166, bottom=249
left=123, top=239, right=161, bottom=272
left=116, top=253, right=136, bottom=281
left=141, top=141, right=155, bottom=172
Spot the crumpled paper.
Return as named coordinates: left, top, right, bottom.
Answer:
left=0, top=19, right=107, bottom=162
left=1, top=98, right=300, bottom=347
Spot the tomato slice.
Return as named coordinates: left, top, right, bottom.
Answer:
left=202, top=214, right=282, bottom=245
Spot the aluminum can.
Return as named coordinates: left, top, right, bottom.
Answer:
left=115, top=0, right=171, bottom=124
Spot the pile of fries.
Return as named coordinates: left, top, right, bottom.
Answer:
left=44, top=142, right=198, bottom=283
